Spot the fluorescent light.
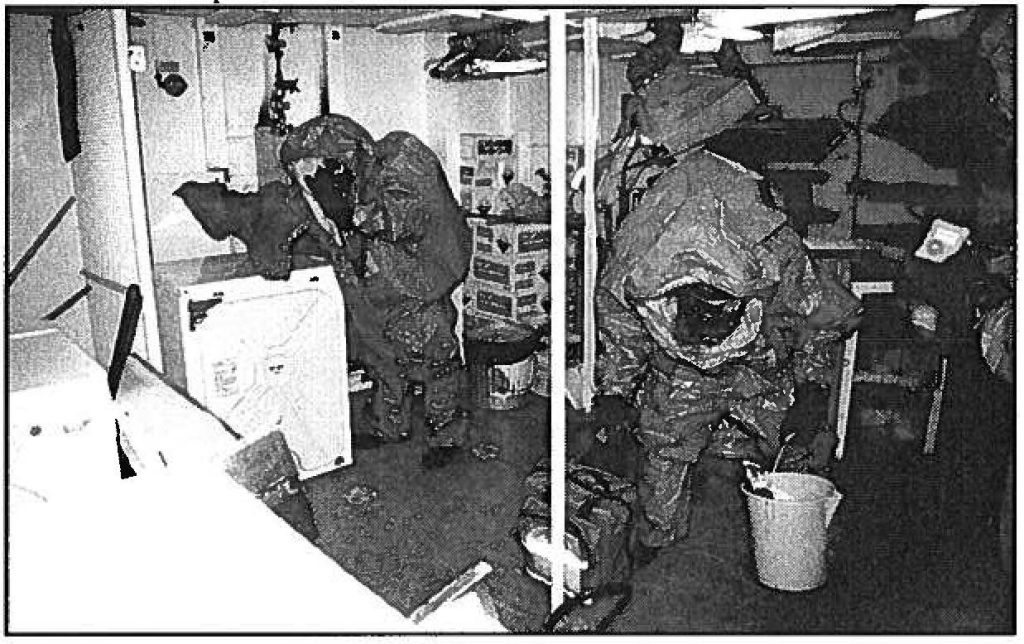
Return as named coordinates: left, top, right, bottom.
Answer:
left=474, top=59, right=547, bottom=75
left=444, top=9, right=485, bottom=20
left=701, top=8, right=876, bottom=31
left=481, top=9, right=548, bottom=23
left=915, top=7, right=967, bottom=22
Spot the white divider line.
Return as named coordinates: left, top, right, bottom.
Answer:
left=548, top=8, right=568, bottom=616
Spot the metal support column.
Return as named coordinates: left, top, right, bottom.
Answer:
left=547, top=8, right=568, bottom=615
left=580, top=17, right=600, bottom=412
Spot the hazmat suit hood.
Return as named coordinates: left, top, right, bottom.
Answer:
left=355, top=131, right=455, bottom=243
left=279, top=113, right=376, bottom=174
left=601, top=70, right=787, bottom=371
left=638, top=66, right=759, bottom=153
left=602, top=153, right=787, bottom=370
left=354, top=131, right=472, bottom=291
left=280, top=114, right=377, bottom=237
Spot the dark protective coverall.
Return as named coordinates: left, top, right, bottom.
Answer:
left=177, top=114, right=471, bottom=449
left=596, top=70, right=860, bottom=549
left=338, top=130, right=473, bottom=446
left=280, top=117, right=472, bottom=448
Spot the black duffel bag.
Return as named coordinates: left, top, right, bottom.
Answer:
left=515, top=460, right=636, bottom=596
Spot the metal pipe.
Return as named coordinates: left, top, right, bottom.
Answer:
left=43, top=284, right=92, bottom=321
left=581, top=17, right=600, bottom=413
left=113, top=8, right=164, bottom=370
left=7, top=196, right=77, bottom=287
left=80, top=269, right=128, bottom=295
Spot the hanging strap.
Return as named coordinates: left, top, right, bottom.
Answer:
left=542, top=581, right=633, bottom=633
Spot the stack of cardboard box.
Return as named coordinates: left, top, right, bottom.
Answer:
left=463, top=216, right=550, bottom=326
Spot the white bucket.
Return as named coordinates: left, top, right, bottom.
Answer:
left=474, top=355, right=535, bottom=410
left=520, top=525, right=588, bottom=596
left=742, top=472, right=842, bottom=592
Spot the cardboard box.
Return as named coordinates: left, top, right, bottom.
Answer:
left=464, top=281, right=547, bottom=325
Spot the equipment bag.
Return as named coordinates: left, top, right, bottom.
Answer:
left=516, top=461, right=637, bottom=594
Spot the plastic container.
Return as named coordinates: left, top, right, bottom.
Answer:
left=464, top=321, right=542, bottom=411
left=471, top=355, right=535, bottom=410
left=742, top=472, right=842, bottom=592
left=520, top=525, right=589, bottom=596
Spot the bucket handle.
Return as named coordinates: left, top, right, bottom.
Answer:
left=824, top=490, right=842, bottom=528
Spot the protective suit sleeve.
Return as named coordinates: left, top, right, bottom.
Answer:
left=596, top=288, right=653, bottom=400
left=763, top=226, right=824, bottom=320
left=765, top=226, right=861, bottom=335
left=365, top=239, right=461, bottom=303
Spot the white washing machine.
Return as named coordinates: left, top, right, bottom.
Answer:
left=155, top=254, right=352, bottom=479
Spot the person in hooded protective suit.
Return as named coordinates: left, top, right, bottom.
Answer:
left=176, top=114, right=472, bottom=468
left=283, top=116, right=473, bottom=468
left=596, top=65, right=860, bottom=559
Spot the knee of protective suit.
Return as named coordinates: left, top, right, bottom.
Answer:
left=638, top=406, right=724, bottom=463
left=636, top=460, right=697, bottom=548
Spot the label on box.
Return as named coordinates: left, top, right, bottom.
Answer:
left=477, top=139, right=514, bottom=156
left=515, top=261, right=536, bottom=274
left=518, top=229, right=550, bottom=253
left=473, top=258, right=511, bottom=285
left=476, top=289, right=514, bottom=318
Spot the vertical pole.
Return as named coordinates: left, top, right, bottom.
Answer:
left=195, top=17, right=228, bottom=169
left=319, top=24, right=330, bottom=115
left=114, top=8, right=163, bottom=370
left=850, top=50, right=864, bottom=233
left=835, top=330, right=858, bottom=460
left=581, top=17, right=600, bottom=412
left=923, top=356, right=948, bottom=455
left=547, top=8, right=568, bottom=616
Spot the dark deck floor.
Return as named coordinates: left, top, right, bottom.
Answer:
left=304, top=393, right=1014, bottom=634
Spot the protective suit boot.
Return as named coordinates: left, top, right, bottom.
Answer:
left=421, top=412, right=469, bottom=469
left=632, top=461, right=696, bottom=569
left=356, top=392, right=412, bottom=448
